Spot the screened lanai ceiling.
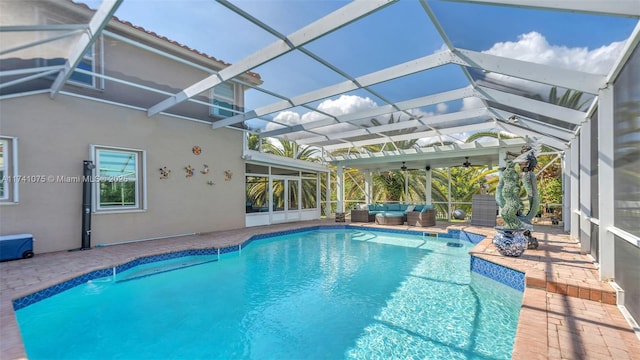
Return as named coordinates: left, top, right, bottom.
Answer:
left=2, top=0, right=639, bottom=168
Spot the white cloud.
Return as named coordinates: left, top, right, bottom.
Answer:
left=484, top=31, right=625, bottom=75
left=265, top=94, right=378, bottom=133
left=261, top=32, right=624, bottom=138
left=473, top=31, right=625, bottom=100
left=316, top=95, right=378, bottom=116
left=461, top=97, right=485, bottom=111
left=272, top=110, right=301, bottom=126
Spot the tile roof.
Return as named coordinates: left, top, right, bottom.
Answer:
left=71, top=0, right=261, bottom=81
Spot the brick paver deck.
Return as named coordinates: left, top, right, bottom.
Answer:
left=462, top=224, right=640, bottom=359
left=1, top=220, right=638, bottom=359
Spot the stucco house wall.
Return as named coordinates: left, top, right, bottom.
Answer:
left=0, top=0, right=262, bottom=253
left=1, top=94, right=245, bottom=253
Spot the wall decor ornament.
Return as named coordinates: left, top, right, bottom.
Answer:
left=224, top=170, right=232, bottom=181
left=185, top=165, right=194, bottom=177
left=200, top=164, right=209, bottom=174
left=159, top=166, right=171, bottom=179
left=192, top=146, right=202, bottom=155
left=207, top=181, right=215, bottom=186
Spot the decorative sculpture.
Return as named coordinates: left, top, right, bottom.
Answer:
left=493, top=145, right=540, bottom=256
left=520, top=149, right=540, bottom=249
left=200, top=164, right=209, bottom=174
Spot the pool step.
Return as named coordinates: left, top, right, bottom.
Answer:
left=116, top=258, right=217, bottom=283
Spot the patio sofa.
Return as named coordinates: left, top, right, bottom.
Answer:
left=351, top=204, right=436, bottom=226
left=406, top=208, right=436, bottom=227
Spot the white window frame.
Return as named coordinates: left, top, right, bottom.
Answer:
left=41, top=11, right=103, bottom=89
left=210, top=82, right=236, bottom=117
left=0, top=136, right=19, bottom=204
left=68, top=44, right=98, bottom=88
left=91, top=145, right=146, bottom=213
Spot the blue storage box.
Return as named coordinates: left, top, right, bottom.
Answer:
left=0, top=234, right=34, bottom=261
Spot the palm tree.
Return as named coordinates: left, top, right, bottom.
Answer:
left=548, top=87, right=589, bottom=111
left=464, top=131, right=520, bottom=143
left=536, top=86, right=588, bottom=216
left=363, top=113, right=420, bottom=152
left=430, top=166, right=499, bottom=218
left=341, top=113, right=423, bottom=204
left=247, top=133, right=265, bottom=151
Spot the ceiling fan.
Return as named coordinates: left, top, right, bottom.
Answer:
left=399, top=162, right=423, bottom=172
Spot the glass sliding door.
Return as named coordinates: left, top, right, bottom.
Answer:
left=245, top=163, right=322, bottom=226
left=272, top=179, right=285, bottom=212
left=271, top=176, right=300, bottom=222
left=288, top=179, right=299, bottom=211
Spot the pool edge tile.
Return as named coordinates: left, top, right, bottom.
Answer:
left=470, top=256, right=525, bottom=292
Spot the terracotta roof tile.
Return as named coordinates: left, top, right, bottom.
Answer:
left=71, top=0, right=261, bottom=80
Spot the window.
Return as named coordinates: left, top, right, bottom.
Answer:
left=288, top=179, right=299, bottom=210
left=43, top=45, right=98, bottom=88
left=0, top=137, right=18, bottom=203
left=246, top=176, right=269, bottom=213
left=302, top=178, right=318, bottom=209
left=93, top=146, right=146, bottom=212
left=211, top=82, right=235, bottom=117
left=41, top=12, right=102, bottom=89
left=70, top=47, right=96, bottom=86
left=0, top=139, right=6, bottom=200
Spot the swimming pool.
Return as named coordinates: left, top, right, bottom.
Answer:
left=15, top=228, right=522, bottom=359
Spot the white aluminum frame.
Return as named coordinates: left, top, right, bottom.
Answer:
left=90, top=144, right=147, bottom=214
left=0, top=136, right=19, bottom=204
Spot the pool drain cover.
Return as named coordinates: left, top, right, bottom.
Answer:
left=447, top=242, right=463, bottom=248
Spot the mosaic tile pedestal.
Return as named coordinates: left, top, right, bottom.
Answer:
left=492, top=229, right=527, bottom=257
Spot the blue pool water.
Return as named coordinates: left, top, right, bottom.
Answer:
left=16, top=229, right=522, bottom=359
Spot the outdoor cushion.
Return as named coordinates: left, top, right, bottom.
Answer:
left=379, top=211, right=405, bottom=217
left=421, top=204, right=435, bottom=212
left=405, top=205, right=415, bottom=213
left=387, top=203, right=401, bottom=211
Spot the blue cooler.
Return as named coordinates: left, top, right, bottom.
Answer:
left=0, top=234, right=34, bottom=261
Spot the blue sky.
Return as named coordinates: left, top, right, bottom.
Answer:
left=81, top=0, right=637, bottom=134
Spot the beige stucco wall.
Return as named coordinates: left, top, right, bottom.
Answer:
left=0, top=94, right=245, bottom=253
